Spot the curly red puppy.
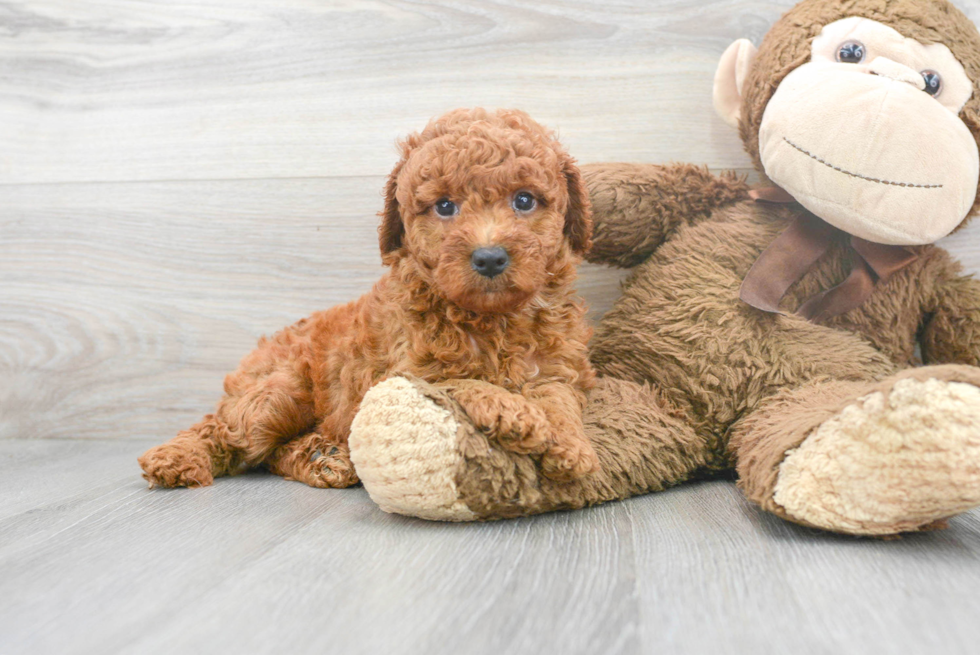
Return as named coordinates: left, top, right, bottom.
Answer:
left=139, top=108, right=598, bottom=489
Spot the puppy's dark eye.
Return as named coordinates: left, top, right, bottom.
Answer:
left=836, top=41, right=865, bottom=64
left=434, top=198, right=458, bottom=218
left=512, top=191, right=537, bottom=213
left=922, top=70, right=942, bottom=97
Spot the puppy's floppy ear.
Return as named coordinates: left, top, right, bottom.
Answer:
left=562, top=155, right=593, bottom=255
left=378, top=159, right=406, bottom=257
left=379, top=133, right=426, bottom=259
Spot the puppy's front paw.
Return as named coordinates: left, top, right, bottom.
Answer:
left=448, top=382, right=551, bottom=455
left=138, top=442, right=213, bottom=488
left=541, top=438, right=600, bottom=481
left=493, top=403, right=554, bottom=455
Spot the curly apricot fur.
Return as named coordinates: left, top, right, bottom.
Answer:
left=139, top=108, right=598, bottom=489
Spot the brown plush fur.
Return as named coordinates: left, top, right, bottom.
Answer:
left=584, top=160, right=980, bottom=514
left=373, top=1, right=980, bottom=533
left=432, top=163, right=980, bottom=528
left=139, top=108, right=598, bottom=489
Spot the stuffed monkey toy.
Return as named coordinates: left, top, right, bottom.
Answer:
left=348, top=0, right=980, bottom=536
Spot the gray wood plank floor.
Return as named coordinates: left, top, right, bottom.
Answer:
left=3, top=440, right=980, bottom=655
left=3, top=1, right=980, bottom=653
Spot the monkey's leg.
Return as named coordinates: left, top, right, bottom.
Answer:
left=139, top=335, right=316, bottom=488
left=348, top=376, right=711, bottom=521
left=441, top=378, right=601, bottom=482
left=729, top=365, right=980, bottom=536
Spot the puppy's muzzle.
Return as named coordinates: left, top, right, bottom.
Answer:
left=471, top=247, right=510, bottom=278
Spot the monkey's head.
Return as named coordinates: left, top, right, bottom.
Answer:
left=714, top=0, right=980, bottom=245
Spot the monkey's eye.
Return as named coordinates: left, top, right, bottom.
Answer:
left=433, top=198, right=458, bottom=218
left=921, top=70, right=943, bottom=97
left=836, top=41, right=866, bottom=64
left=512, top=191, right=537, bottom=213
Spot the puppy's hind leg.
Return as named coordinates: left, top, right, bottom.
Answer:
left=139, top=333, right=317, bottom=488
left=267, top=429, right=359, bottom=489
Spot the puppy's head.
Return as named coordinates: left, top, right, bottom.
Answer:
left=379, top=108, right=591, bottom=314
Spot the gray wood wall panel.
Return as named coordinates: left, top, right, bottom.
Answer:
left=0, top=0, right=770, bottom=184
left=3, top=0, right=980, bottom=443
left=0, top=177, right=633, bottom=440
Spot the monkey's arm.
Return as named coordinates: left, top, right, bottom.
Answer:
left=583, top=162, right=750, bottom=268
left=921, top=264, right=980, bottom=366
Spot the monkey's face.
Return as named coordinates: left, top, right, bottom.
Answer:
left=716, top=16, right=980, bottom=246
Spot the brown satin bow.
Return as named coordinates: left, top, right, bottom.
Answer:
left=740, top=188, right=919, bottom=323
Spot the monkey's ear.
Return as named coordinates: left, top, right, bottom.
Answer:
left=713, top=39, right=758, bottom=129
left=563, top=156, right=593, bottom=256
left=378, top=159, right=407, bottom=258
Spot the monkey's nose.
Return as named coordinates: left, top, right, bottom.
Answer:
left=868, top=56, right=926, bottom=90
left=471, top=247, right=510, bottom=278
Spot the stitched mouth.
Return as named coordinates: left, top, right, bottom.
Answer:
left=783, top=138, right=942, bottom=189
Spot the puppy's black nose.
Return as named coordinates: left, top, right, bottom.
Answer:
left=471, top=247, right=510, bottom=278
